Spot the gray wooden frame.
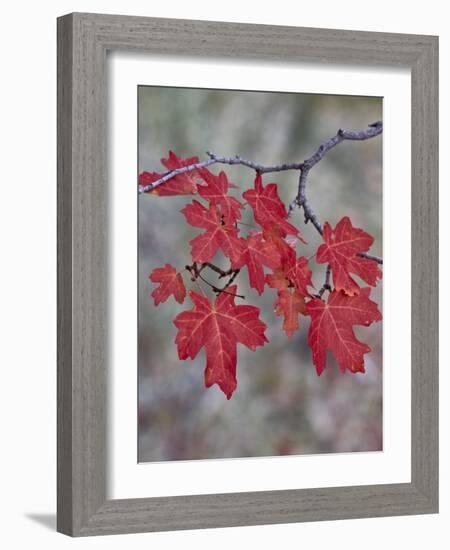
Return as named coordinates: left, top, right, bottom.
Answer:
left=57, top=12, right=439, bottom=537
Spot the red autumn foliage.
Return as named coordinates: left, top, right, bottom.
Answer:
left=197, top=169, right=244, bottom=225
left=232, top=232, right=282, bottom=295
left=149, top=263, right=186, bottom=306
left=173, top=287, right=268, bottom=399
left=142, top=153, right=382, bottom=399
left=140, top=151, right=208, bottom=196
left=286, top=257, right=314, bottom=297
left=316, top=216, right=382, bottom=295
left=243, top=173, right=302, bottom=238
left=181, top=200, right=244, bottom=264
left=306, top=288, right=382, bottom=375
left=274, top=289, right=307, bottom=338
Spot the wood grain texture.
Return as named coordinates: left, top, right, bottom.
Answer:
left=57, top=13, right=74, bottom=535
left=57, top=12, right=439, bottom=537
left=410, top=35, right=439, bottom=506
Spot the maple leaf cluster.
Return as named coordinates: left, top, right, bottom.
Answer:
left=141, top=152, right=382, bottom=399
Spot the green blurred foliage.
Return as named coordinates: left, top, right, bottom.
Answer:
left=138, top=86, right=382, bottom=462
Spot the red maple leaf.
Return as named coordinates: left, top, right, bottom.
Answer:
left=139, top=151, right=207, bottom=196
left=286, top=256, right=314, bottom=296
left=197, top=169, right=244, bottom=225
left=173, top=286, right=268, bottom=399
left=243, top=173, right=301, bottom=236
left=232, top=232, right=282, bottom=294
left=265, top=268, right=290, bottom=293
left=181, top=200, right=244, bottom=264
left=266, top=255, right=313, bottom=296
left=262, top=224, right=298, bottom=263
left=274, top=289, right=307, bottom=337
left=149, top=264, right=186, bottom=305
left=138, top=170, right=163, bottom=190
left=306, top=288, right=382, bottom=375
left=316, top=216, right=382, bottom=295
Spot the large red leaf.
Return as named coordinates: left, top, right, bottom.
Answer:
left=316, top=216, right=382, bottom=295
left=274, top=289, right=307, bottom=337
left=243, top=173, right=300, bottom=236
left=173, top=286, right=268, bottom=399
left=197, top=169, right=244, bottom=225
left=232, top=232, right=282, bottom=294
left=181, top=200, right=245, bottom=264
left=306, top=288, right=382, bottom=375
left=149, top=264, right=186, bottom=305
left=139, top=151, right=208, bottom=196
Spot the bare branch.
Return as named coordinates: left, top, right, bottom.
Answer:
left=298, top=121, right=383, bottom=175
left=139, top=121, right=383, bottom=265
left=185, top=262, right=244, bottom=299
left=201, top=262, right=233, bottom=278
left=222, top=268, right=240, bottom=291
left=317, top=265, right=332, bottom=299
left=139, top=158, right=217, bottom=194
left=205, top=152, right=304, bottom=174
left=288, top=122, right=383, bottom=265
left=358, top=252, right=383, bottom=264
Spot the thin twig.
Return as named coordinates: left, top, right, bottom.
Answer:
left=288, top=122, right=383, bottom=265
left=139, top=158, right=216, bottom=193
left=222, top=269, right=240, bottom=291
left=186, top=263, right=245, bottom=299
left=317, top=265, right=332, bottom=299
left=205, top=152, right=305, bottom=174
left=197, top=271, right=244, bottom=299
left=358, top=252, right=383, bottom=264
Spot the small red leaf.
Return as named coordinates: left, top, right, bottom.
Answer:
left=197, top=169, right=244, bottom=225
left=149, top=264, right=186, bottom=305
left=243, top=174, right=301, bottom=236
left=232, top=232, right=282, bottom=294
left=274, top=289, right=307, bottom=337
left=173, top=286, right=268, bottom=399
left=181, top=200, right=244, bottom=264
left=139, top=170, right=163, bottom=189
left=306, top=288, right=382, bottom=375
left=140, top=151, right=208, bottom=196
left=286, top=256, right=313, bottom=296
left=316, top=217, right=382, bottom=295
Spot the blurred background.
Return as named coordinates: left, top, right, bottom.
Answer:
left=138, top=86, right=383, bottom=462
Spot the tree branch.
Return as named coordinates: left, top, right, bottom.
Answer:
left=317, top=265, right=332, bottom=299
left=140, top=121, right=383, bottom=265
left=204, top=152, right=304, bottom=174
left=185, top=262, right=244, bottom=298
left=288, top=121, right=383, bottom=265
left=138, top=154, right=306, bottom=194
left=201, top=262, right=234, bottom=278
left=139, top=158, right=217, bottom=194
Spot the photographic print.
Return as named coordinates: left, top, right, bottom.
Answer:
left=138, top=86, right=383, bottom=463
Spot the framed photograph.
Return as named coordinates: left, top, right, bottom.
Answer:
left=57, top=13, right=438, bottom=536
